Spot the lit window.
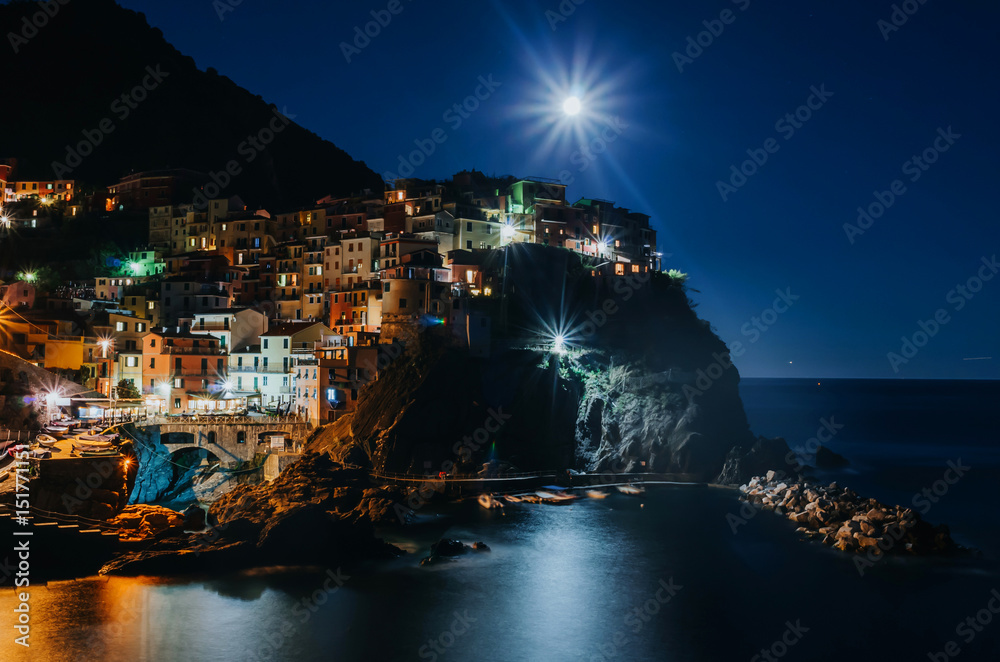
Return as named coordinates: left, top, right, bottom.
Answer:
left=615, top=263, right=625, bottom=275
left=115, top=322, right=126, bottom=331
left=125, top=356, right=138, bottom=367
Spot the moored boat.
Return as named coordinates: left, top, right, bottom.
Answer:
left=586, top=489, right=610, bottom=499
left=35, top=434, right=59, bottom=447
left=616, top=484, right=645, bottom=495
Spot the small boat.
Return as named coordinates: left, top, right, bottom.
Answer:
left=586, top=489, right=610, bottom=499
left=478, top=493, right=504, bottom=509
left=35, top=434, right=59, bottom=448
left=46, top=425, right=69, bottom=433
left=616, top=484, right=645, bottom=496
left=74, top=441, right=115, bottom=453
left=503, top=494, right=523, bottom=503
left=533, top=490, right=579, bottom=505
left=79, top=449, right=119, bottom=457
left=78, top=433, right=116, bottom=443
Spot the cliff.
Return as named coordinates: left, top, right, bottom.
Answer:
left=308, top=245, right=781, bottom=483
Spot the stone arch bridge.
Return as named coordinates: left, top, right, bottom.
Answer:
left=129, top=416, right=311, bottom=466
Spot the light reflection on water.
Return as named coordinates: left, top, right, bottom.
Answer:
left=2, top=487, right=998, bottom=662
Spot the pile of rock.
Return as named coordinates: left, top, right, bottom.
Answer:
left=109, top=504, right=186, bottom=542
left=739, top=471, right=961, bottom=556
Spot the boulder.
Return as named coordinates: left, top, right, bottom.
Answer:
left=430, top=539, right=468, bottom=557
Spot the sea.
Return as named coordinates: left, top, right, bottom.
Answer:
left=2, top=378, right=998, bottom=661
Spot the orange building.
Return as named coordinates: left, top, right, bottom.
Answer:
left=142, top=328, right=231, bottom=414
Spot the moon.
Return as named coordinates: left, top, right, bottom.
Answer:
left=562, top=96, right=582, bottom=116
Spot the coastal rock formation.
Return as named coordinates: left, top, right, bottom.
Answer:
left=309, top=248, right=770, bottom=483
left=739, top=473, right=962, bottom=556
left=109, top=504, right=186, bottom=542
left=100, top=453, right=402, bottom=576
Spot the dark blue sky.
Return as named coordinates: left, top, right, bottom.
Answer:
left=118, top=0, right=998, bottom=379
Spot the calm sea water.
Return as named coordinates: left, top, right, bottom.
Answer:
left=3, top=379, right=998, bottom=661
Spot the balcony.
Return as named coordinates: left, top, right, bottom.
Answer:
left=229, top=365, right=289, bottom=374
left=160, top=346, right=225, bottom=355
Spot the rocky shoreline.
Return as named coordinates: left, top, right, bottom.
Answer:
left=739, top=471, right=964, bottom=557
left=99, top=453, right=404, bottom=576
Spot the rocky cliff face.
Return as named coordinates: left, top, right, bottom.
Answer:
left=307, top=246, right=784, bottom=483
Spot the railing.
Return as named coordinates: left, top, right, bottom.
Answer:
left=229, top=366, right=288, bottom=374
left=137, top=414, right=307, bottom=426
left=161, top=346, right=226, bottom=355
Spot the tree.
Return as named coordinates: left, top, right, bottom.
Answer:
left=115, top=379, right=141, bottom=400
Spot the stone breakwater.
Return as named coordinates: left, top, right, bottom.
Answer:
left=739, top=472, right=962, bottom=556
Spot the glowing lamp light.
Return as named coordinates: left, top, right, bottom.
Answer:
left=562, top=96, right=582, bottom=116
left=129, top=262, right=141, bottom=274
left=24, top=272, right=36, bottom=282
left=597, top=240, right=608, bottom=254
left=553, top=335, right=567, bottom=354
left=221, top=380, right=234, bottom=392
left=501, top=224, right=515, bottom=241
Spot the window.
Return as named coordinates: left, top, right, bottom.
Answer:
left=174, top=378, right=183, bottom=388
left=466, top=240, right=472, bottom=249
left=115, top=321, right=126, bottom=332
left=615, top=263, right=625, bottom=275
left=149, top=358, right=156, bottom=369
left=283, top=339, right=289, bottom=349
left=466, top=222, right=473, bottom=231
left=125, top=356, right=138, bottom=367
left=174, top=398, right=181, bottom=408
left=399, top=298, right=407, bottom=309
left=263, top=339, right=268, bottom=349
left=136, top=322, right=146, bottom=332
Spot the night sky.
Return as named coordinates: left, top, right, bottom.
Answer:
left=117, top=0, right=998, bottom=380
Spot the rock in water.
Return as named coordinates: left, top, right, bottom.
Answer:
left=430, top=539, right=468, bottom=557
